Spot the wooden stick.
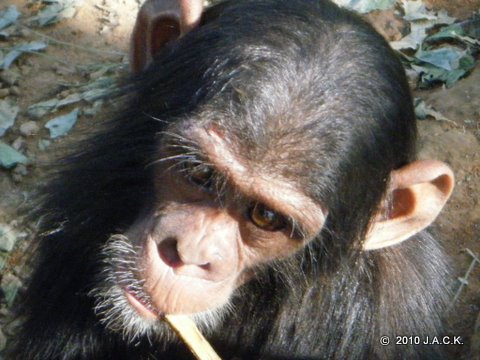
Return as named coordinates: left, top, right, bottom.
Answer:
left=164, top=314, right=222, bottom=360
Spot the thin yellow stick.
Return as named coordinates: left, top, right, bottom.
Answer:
left=164, top=314, right=222, bottom=360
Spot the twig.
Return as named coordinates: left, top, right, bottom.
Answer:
left=19, top=25, right=126, bottom=57
left=164, top=314, right=222, bottom=360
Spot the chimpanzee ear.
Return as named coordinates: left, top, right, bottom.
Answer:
left=130, top=0, right=202, bottom=73
left=363, top=160, right=454, bottom=251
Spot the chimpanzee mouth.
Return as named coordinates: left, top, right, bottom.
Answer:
left=124, top=286, right=162, bottom=320
left=90, top=234, right=174, bottom=343
left=91, top=234, right=231, bottom=342
left=99, top=235, right=161, bottom=319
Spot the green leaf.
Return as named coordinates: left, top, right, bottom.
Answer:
left=414, top=98, right=450, bottom=121
left=0, top=41, right=47, bottom=69
left=28, top=0, right=83, bottom=27
left=415, top=47, right=465, bottom=71
left=426, top=17, right=480, bottom=46
left=0, top=5, right=20, bottom=31
left=334, top=0, right=395, bottom=13
left=0, top=141, right=28, bottom=169
left=426, top=23, right=465, bottom=42
left=27, top=75, right=118, bottom=119
left=0, top=224, right=16, bottom=252
left=0, top=100, right=19, bottom=137
left=27, top=98, right=60, bottom=119
left=416, top=51, right=475, bottom=88
left=45, top=108, right=79, bottom=138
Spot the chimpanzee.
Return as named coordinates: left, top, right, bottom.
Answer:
left=9, top=0, right=455, bottom=359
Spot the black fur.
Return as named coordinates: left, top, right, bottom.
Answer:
left=9, top=0, right=451, bottom=359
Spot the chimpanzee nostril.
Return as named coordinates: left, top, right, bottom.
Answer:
left=158, top=238, right=212, bottom=269
left=199, top=263, right=211, bottom=271
left=158, top=238, right=182, bottom=268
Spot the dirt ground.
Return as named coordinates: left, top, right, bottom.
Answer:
left=0, top=0, right=479, bottom=358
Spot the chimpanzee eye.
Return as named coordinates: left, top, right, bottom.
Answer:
left=249, top=202, right=287, bottom=231
left=182, top=161, right=215, bottom=191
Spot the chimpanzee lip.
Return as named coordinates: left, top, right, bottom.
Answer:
left=124, top=287, right=163, bottom=320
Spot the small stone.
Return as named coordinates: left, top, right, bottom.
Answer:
left=2, top=318, right=21, bottom=337
left=0, top=69, right=20, bottom=86
left=20, top=65, right=31, bottom=76
left=38, top=138, right=51, bottom=151
left=11, top=173, right=23, bottom=183
left=13, top=164, right=28, bottom=176
left=89, top=69, right=106, bottom=80
left=0, top=273, right=22, bottom=307
left=11, top=137, right=25, bottom=151
left=55, top=66, right=74, bottom=76
left=18, top=28, right=30, bottom=38
left=82, top=100, right=104, bottom=117
left=0, top=26, right=15, bottom=40
left=0, top=88, right=9, bottom=98
left=19, top=121, right=39, bottom=137
left=59, top=89, right=71, bottom=97
left=9, top=86, right=20, bottom=96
